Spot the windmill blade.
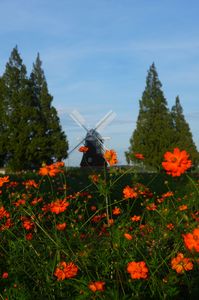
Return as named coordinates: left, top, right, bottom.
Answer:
left=95, top=110, right=116, bottom=132
left=70, top=110, right=89, bottom=132
left=95, top=135, right=108, bottom=152
left=68, top=137, right=86, bottom=155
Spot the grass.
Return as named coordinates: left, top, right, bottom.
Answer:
left=0, top=165, right=198, bottom=299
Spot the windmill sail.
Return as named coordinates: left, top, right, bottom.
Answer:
left=70, top=110, right=88, bottom=132
left=95, top=110, right=116, bottom=132
left=68, top=137, right=86, bottom=155
left=68, top=109, right=116, bottom=167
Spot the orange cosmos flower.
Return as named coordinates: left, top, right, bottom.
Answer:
left=0, top=176, right=9, bottom=187
left=31, top=197, right=43, bottom=206
left=56, top=222, right=67, bottom=231
left=88, top=281, right=105, bottom=292
left=131, top=215, right=141, bottom=222
left=78, top=146, right=89, bottom=153
left=39, top=162, right=64, bottom=177
left=7, top=181, right=18, bottom=188
left=50, top=199, right=70, bottom=214
left=91, top=215, right=103, bottom=223
left=166, top=223, right=174, bottom=230
left=134, top=153, right=144, bottom=160
left=146, top=203, right=157, bottom=211
left=179, top=205, right=188, bottom=211
left=0, top=218, right=13, bottom=231
left=38, top=165, right=49, bottom=176
left=162, top=148, right=192, bottom=177
left=48, top=164, right=63, bottom=177
left=183, top=228, right=199, bottom=252
left=48, top=166, right=58, bottom=177
left=123, top=186, right=138, bottom=199
left=162, top=191, right=174, bottom=198
left=112, top=207, right=121, bottom=215
left=23, top=179, right=38, bottom=189
left=127, top=261, right=149, bottom=279
left=108, top=218, right=114, bottom=226
left=22, top=219, right=35, bottom=231
left=13, top=199, right=26, bottom=207
left=26, top=233, right=33, bottom=240
left=54, top=262, right=67, bottom=281
left=0, top=206, right=10, bottom=219
left=171, top=253, right=193, bottom=274
left=104, top=149, right=118, bottom=166
left=54, top=261, right=78, bottom=281
left=124, top=233, right=133, bottom=240
left=90, top=174, right=100, bottom=183
left=53, top=161, right=65, bottom=168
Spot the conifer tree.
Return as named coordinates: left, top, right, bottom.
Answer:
left=0, top=77, right=7, bottom=167
left=2, top=46, right=35, bottom=171
left=171, top=96, right=199, bottom=167
left=126, top=63, right=175, bottom=170
left=28, top=54, right=68, bottom=166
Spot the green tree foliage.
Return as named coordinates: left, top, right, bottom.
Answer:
left=0, top=77, right=7, bottom=167
left=171, top=96, right=199, bottom=167
left=29, top=53, right=68, bottom=166
left=0, top=48, right=68, bottom=171
left=2, top=46, right=35, bottom=171
left=126, top=63, right=175, bottom=170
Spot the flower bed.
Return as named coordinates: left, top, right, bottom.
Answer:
left=0, top=149, right=198, bottom=299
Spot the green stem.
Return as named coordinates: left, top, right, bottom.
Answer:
left=186, top=174, right=199, bottom=195
left=110, top=166, right=135, bottom=187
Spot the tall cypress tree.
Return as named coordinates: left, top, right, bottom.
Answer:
left=29, top=54, right=68, bottom=166
left=126, top=63, right=175, bottom=170
left=171, top=96, right=199, bottom=167
left=2, top=46, right=35, bottom=171
left=0, top=77, right=7, bottom=167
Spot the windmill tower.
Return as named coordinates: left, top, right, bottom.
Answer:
left=69, top=110, right=116, bottom=167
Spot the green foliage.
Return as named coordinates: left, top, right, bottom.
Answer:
left=171, top=96, right=199, bottom=167
left=126, top=63, right=199, bottom=170
left=2, top=46, right=34, bottom=171
left=0, top=77, right=7, bottom=167
left=126, top=63, right=175, bottom=170
left=0, top=48, right=68, bottom=171
left=28, top=53, right=68, bottom=167
left=0, top=167, right=198, bottom=299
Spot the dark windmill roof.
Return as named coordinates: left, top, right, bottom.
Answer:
left=85, top=129, right=103, bottom=143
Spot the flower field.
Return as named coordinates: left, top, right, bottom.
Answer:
left=0, top=149, right=199, bottom=300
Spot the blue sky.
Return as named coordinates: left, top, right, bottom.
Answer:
left=0, top=0, right=199, bottom=165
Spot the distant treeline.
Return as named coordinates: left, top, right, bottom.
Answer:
left=0, top=49, right=198, bottom=172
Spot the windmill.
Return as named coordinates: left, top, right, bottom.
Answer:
left=69, top=110, right=116, bottom=167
